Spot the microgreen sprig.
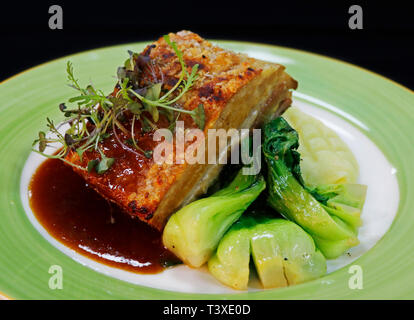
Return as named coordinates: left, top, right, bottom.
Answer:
left=33, top=34, right=205, bottom=174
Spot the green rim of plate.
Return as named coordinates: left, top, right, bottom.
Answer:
left=0, top=40, right=413, bottom=300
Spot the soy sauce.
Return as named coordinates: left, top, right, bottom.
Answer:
left=29, top=158, right=180, bottom=273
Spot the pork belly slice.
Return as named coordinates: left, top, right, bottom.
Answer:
left=65, top=31, right=297, bottom=230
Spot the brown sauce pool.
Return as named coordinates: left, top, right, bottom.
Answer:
left=29, top=158, right=180, bottom=273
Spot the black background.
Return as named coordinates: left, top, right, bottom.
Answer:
left=0, top=1, right=413, bottom=89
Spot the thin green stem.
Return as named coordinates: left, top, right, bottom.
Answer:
left=128, top=89, right=195, bottom=115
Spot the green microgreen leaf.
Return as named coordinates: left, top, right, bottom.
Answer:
left=149, top=83, right=162, bottom=100
left=127, top=101, right=143, bottom=114
left=99, top=133, right=111, bottom=142
left=124, top=58, right=132, bottom=70
left=76, top=147, right=85, bottom=162
left=87, top=159, right=99, bottom=173
left=143, top=83, right=163, bottom=122
left=96, top=151, right=115, bottom=174
left=66, top=61, right=83, bottom=92
left=191, top=104, right=206, bottom=130
left=143, top=150, right=153, bottom=159
left=38, top=131, right=47, bottom=152
left=96, top=158, right=115, bottom=174
left=163, top=35, right=186, bottom=76
left=124, top=138, right=134, bottom=146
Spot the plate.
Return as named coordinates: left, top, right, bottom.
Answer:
left=0, top=41, right=413, bottom=299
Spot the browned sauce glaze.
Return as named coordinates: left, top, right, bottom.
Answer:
left=29, top=158, right=181, bottom=273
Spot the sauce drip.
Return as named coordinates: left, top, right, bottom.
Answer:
left=29, top=158, right=180, bottom=273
